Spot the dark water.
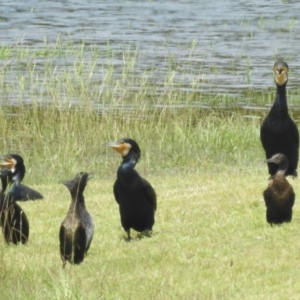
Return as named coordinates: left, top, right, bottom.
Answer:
left=1, top=0, right=300, bottom=100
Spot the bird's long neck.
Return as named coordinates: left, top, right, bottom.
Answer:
left=276, top=159, right=289, bottom=177
left=275, top=170, right=286, bottom=178
left=271, top=84, right=288, bottom=115
left=71, top=190, right=85, bottom=205
left=8, top=181, right=18, bottom=196
left=69, top=195, right=85, bottom=214
left=118, top=154, right=138, bottom=181
left=6, top=164, right=25, bottom=186
left=11, top=173, right=22, bottom=186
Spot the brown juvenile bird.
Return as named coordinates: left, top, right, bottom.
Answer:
left=59, top=172, right=94, bottom=267
left=263, top=153, right=295, bottom=224
left=105, top=138, right=157, bottom=240
left=260, top=62, right=299, bottom=177
left=0, top=170, right=29, bottom=244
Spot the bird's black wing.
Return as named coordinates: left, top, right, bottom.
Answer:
left=263, top=188, right=272, bottom=207
left=141, top=178, right=157, bottom=211
left=260, top=120, right=268, bottom=152
left=290, top=190, right=296, bottom=207
left=113, top=180, right=120, bottom=205
left=8, top=184, right=43, bottom=201
left=59, top=225, right=71, bottom=263
left=291, top=120, right=299, bottom=151
left=73, top=226, right=87, bottom=264
left=9, top=203, right=29, bottom=244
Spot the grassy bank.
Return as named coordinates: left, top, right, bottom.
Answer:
left=0, top=105, right=263, bottom=183
left=0, top=42, right=300, bottom=299
left=1, top=104, right=299, bottom=299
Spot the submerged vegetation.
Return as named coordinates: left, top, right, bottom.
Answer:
left=1, top=39, right=300, bottom=109
left=0, top=42, right=300, bottom=298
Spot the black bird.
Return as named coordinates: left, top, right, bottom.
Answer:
left=105, top=138, right=157, bottom=240
left=59, top=172, right=94, bottom=267
left=260, top=62, right=299, bottom=177
left=263, top=153, right=295, bottom=225
left=0, top=170, right=29, bottom=244
left=0, top=154, right=43, bottom=201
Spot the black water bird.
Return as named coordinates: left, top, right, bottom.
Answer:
left=0, top=154, right=43, bottom=201
left=105, top=138, right=157, bottom=240
left=263, top=153, right=295, bottom=225
left=0, top=170, right=29, bottom=244
left=59, top=172, right=94, bottom=267
left=260, top=62, right=299, bottom=177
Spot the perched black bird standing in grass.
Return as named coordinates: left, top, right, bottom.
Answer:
left=0, top=169, right=29, bottom=244
left=263, top=153, right=295, bottom=225
left=59, top=172, right=94, bottom=267
left=105, top=138, right=157, bottom=240
left=260, top=62, right=299, bottom=177
left=0, top=154, right=43, bottom=201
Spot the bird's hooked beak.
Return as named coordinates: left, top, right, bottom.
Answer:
left=265, top=157, right=277, bottom=164
left=0, top=156, right=16, bottom=172
left=104, top=140, right=132, bottom=157
left=274, top=62, right=288, bottom=86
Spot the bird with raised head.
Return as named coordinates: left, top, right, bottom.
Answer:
left=59, top=172, right=94, bottom=267
left=105, top=138, right=157, bottom=240
left=260, top=62, right=299, bottom=177
left=263, top=153, right=295, bottom=225
left=0, top=154, right=43, bottom=201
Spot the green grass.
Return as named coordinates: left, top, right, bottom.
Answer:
left=0, top=105, right=298, bottom=299
left=0, top=42, right=300, bottom=298
left=1, top=166, right=300, bottom=299
left=0, top=105, right=262, bottom=182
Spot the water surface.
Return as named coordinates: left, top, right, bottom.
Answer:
left=1, top=0, right=300, bottom=101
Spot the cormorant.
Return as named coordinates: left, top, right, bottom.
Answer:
left=0, top=154, right=43, bottom=201
left=260, top=62, right=299, bottom=177
left=59, top=172, right=94, bottom=267
left=105, top=138, right=157, bottom=240
left=263, top=153, right=295, bottom=224
left=0, top=169, right=29, bottom=244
